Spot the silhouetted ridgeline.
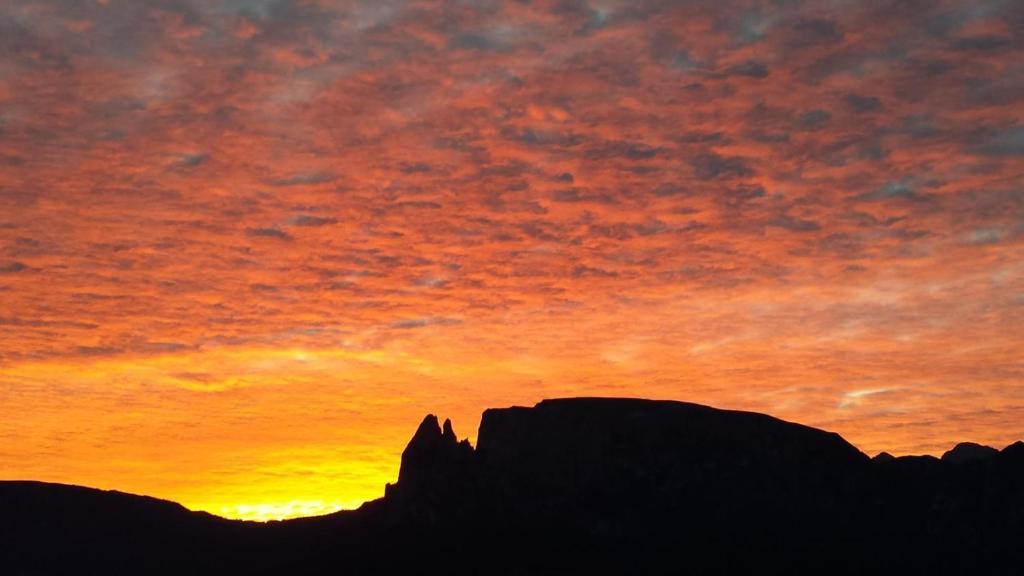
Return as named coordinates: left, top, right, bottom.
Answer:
left=2, top=398, right=1022, bottom=575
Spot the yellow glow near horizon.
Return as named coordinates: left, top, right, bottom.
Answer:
left=216, top=501, right=350, bottom=522
left=4, top=333, right=1022, bottom=520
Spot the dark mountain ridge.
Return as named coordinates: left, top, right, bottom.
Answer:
left=2, top=397, right=1022, bottom=575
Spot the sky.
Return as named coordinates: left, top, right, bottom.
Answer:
left=1, top=0, right=1022, bottom=520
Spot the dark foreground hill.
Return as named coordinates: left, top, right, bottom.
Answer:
left=2, top=398, right=1023, bottom=575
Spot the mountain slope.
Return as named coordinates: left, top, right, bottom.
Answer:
left=0, top=481, right=247, bottom=575
left=2, top=397, right=1022, bottom=575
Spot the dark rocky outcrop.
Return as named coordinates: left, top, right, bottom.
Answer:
left=382, top=415, right=475, bottom=524
left=362, top=398, right=1024, bottom=575
left=392, top=415, right=473, bottom=489
left=2, top=397, right=1022, bottom=575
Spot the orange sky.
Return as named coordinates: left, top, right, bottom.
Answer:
left=1, top=0, right=1022, bottom=520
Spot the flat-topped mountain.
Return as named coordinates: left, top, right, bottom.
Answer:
left=388, top=398, right=868, bottom=525
left=3, top=398, right=1022, bottom=575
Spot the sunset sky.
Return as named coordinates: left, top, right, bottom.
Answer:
left=1, top=0, right=1022, bottom=520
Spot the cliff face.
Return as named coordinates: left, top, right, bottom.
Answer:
left=381, top=397, right=1024, bottom=575
left=478, top=398, right=865, bottom=483
left=392, top=398, right=869, bottom=509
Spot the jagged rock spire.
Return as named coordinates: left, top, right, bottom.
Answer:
left=395, top=414, right=473, bottom=490
left=442, top=418, right=457, bottom=443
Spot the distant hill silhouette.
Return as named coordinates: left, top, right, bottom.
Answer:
left=2, top=398, right=1022, bottom=575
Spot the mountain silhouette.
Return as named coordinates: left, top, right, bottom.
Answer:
left=941, top=441, right=1000, bottom=464
left=2, top=398, right=1022, bottom=575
